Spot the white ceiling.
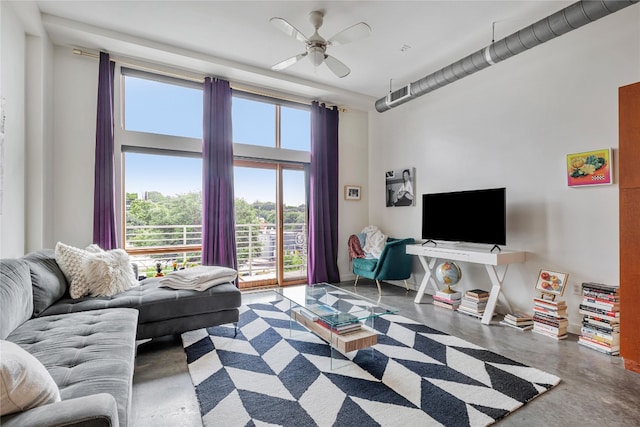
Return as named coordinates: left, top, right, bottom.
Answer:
left=33, top=1, right=572, bottom=110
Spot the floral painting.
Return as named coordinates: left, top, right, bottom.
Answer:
left=567, top=148, right=612, bottom=187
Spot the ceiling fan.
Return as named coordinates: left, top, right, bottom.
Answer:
left=270, top=11, right=371, bottom=78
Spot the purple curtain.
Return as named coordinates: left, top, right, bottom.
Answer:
left=202, top=77, right=237, bottom=272
left=308, top=101, right=340, bottom=284
left=93, top=51, right=117, bottom=249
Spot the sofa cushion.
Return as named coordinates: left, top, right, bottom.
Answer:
left=5, top=308, right=138, bottom=427
left=54, top=242, right=93, bottom=299
left=39, top=279, right=241, bottom=325
left=82, top=248, right=138, bottom=297
left=0, top=340, right=61, bottom=416
left=0, top=259, right=34, bottom=340
left=22, top=250, right=68, bottom=316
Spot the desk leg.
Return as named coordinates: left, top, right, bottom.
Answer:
left=414, top=256, right=440, bottom=303
left=481, top=264, right=512, bottom=325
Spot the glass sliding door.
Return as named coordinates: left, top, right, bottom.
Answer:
left=234, top=161, right=307, bottom=289
left=234, top=163, right=277, bottom=289
left=281, top=168, right=307, bottom=284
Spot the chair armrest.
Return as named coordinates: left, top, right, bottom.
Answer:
left=374, top=238, right=415, bottom=279
left=0, top=393, right=119, bottom=427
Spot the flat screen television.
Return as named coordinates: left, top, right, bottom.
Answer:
left=421, top=187, right=506, bottom=246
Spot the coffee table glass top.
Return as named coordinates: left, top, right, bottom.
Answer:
left=275, top=283, right=399, bottom=327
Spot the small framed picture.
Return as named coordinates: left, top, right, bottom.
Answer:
left=567, top=148, right=612, bottom=187
left=344, top=185, right=361, bottom=201
left=535, top=269, right=569, bottom=297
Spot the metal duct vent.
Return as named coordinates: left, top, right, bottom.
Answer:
left=375, top=0, right=638, bottom=113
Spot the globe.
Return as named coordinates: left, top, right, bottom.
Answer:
left=435, top=261, right=462, bottom=293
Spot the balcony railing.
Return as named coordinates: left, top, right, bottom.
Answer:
left=125, top=223, right=307, bottom=281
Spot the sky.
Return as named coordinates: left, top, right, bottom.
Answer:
left=124, top=76, right=309, bottom=206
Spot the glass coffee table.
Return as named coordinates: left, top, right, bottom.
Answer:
left=275, top=283, right=399, bottom=367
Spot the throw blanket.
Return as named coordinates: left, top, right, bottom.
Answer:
left=361, top=225, right=387, bottom=258
left=159, top=266, right=237, bottom=291
left=347, top=234, right=365, bottom=259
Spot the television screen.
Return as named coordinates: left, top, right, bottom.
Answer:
left=421, top=188, right=506, bottom=246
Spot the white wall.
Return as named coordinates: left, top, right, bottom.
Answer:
left=26, top=33, right=54, bottom=252
left=0, top=2, right=26, bottom=258
left=51, top=47, right=98, bottom=248
left=337, top=109, right=369, bottom=280
left=368, top=8, right=639, bottom=332
left=1, top=1, right=55, bottom=257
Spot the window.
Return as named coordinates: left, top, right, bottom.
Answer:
left=231, top=97, right=310, bottom=288
left=281, top=106, right=311, bottom=151
left=117, top=67, right=311, bottom=284
left=232, top=97, right=275, bottom=146
left=123, top=71, right=202, bottom=139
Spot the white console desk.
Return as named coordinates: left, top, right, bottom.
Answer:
left=406, top=244, right=526, bottom=325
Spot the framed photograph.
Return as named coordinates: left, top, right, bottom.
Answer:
left=385, top=168, right=415, bottom=207
left=535, top=269, right=569, bottom=297
left=567, top=148, right=612, bottom=187
left=344, top=185, right=361, bottom=201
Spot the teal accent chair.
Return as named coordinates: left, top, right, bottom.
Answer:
left=352, top=237, right=415, bottom=294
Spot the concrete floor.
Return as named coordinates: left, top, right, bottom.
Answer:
left=130, top=280, right=640, bottom=426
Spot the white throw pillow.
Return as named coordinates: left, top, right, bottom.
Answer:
left=82, top=249, right=138, bottom=297
left=0, top=340, right=61, bottom=416
left=54, top=242, right=93, bottom=299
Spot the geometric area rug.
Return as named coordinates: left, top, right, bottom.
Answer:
left=182, top=297, right=561, bottom=427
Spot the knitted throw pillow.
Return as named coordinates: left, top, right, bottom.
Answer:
left=54, top=242, right=92, bottom=299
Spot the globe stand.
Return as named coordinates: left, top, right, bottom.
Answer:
left=440, top=284, right=456, bottom=294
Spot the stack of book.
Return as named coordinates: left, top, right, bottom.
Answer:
left=500, top=312, right=534, bottom=331
left=316, top=318, right=362, bottom=334
left=433, top=289, right=461, bottom=310
left=294, top=305, right=363, bottom=335
left=532, top=298, right=568, bottom=339
left=578, top=282, right=620, bottom=355
left=457, top=288, right=490, bottom=318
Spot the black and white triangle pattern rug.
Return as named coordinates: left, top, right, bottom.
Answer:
left=182, top=297, right=560, bottom=427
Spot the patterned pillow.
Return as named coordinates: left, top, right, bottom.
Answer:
left=55, top=242, right=138, bottom=298
left=0, top=340, right=61, bottom=416
left=54, top=242, right=92, bottom=299
left=82, top=249, right=138, bottom=297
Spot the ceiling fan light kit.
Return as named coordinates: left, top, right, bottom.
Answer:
left=270, top=10, right=371, bottom=78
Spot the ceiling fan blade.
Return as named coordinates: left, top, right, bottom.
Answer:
left=272, top=52, right=308, bottom=71
left=327, top=22, right=371, bottom=46
left=324, top=55, right=351, bottom=78
left=270, top=17, right=309, bottom=43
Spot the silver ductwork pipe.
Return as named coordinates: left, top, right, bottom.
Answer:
left=375, top=0, right=638, bottom=112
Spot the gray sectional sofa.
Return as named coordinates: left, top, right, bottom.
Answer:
left=1, top=249, right=242, bottom=427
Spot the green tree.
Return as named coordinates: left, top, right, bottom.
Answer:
left=128, top=199, right=154, bottom=225
left=235, top=198, right=259, bottom=224
left=167, top=192, right=202, bottom=226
